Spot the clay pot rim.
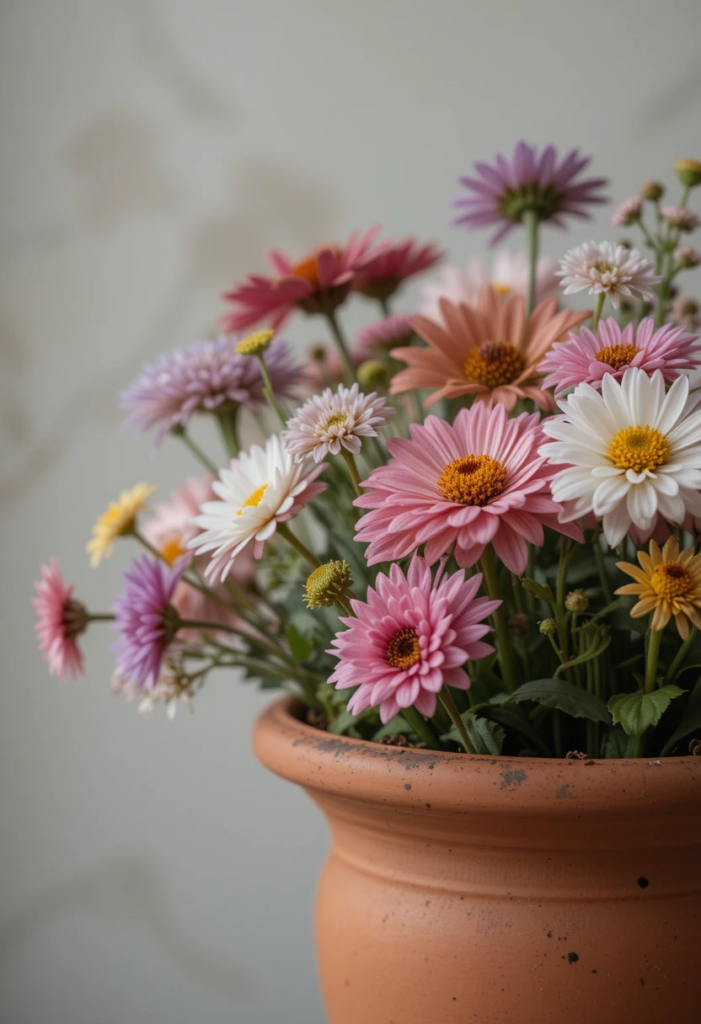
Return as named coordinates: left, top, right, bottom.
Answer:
left=254, top=696, right=701, bottom=816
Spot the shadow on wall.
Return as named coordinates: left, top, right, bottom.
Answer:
left=0, top=857, right=254, bottom=1004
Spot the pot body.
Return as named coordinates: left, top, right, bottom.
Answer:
left=254, top=698, right=701, bottom=1024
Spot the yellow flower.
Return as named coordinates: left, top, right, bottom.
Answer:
left=615, top=537, right=701, bottom=639
left=235, top=329, right=275, bottom=356
left=87, top=483, right=155, bottom=567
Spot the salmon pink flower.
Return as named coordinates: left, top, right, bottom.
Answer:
left=33, top=558, right=88, bottom=680
left=352, top=237, right=443, bottom=302
left=391, top=284, right=589, bottom=411
left=328, top=556, right=498, bottom=723
left=221, top=228, right=385, bottom=333
left=355, top=403, right=582, bottom=574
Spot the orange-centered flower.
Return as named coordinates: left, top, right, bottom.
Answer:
left=616, top=537, right=701, bottom=639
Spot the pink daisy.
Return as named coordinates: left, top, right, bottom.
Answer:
left=352, top=237, right=444, bottom=301
left=540, top=317, right=701, bottom=394
left=221, top=227, right=385, bottom=333
left=327, top=556, right=499, bottom=724
left=354, top=403, right=582, bottom=574
left=33, top=558, right=87, bottom=680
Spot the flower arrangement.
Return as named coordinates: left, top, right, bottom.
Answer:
left=34, top=145, right=701, bottom=759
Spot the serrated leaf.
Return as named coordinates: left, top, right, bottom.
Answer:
left=442, top=711, right=505, bottom=755
left=508, top=678, right=611, bottom=723
left=608, top=685, right=685, bottom=738
left=286, top=622, right=315, bottom=663
left=602, top=725, right=637, bottom=758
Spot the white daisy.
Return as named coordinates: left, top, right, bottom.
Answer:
left=556, top=241, right=660, bottom=309
left=539, top=368, right=701, bottom=547
left=189, top=433, right=327, bottom=580
left=282, top=383, right=395, bottom=463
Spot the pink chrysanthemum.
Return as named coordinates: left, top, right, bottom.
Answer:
left=282, top=383, right=394, bottom=463
left=662, top=206, right=700, bottom=232
left=221, top=228, right=386, bottom=333
left=112, top=555, right=188, bottom=690
left=452, top=141, right=608, bottom=244
left=33, top=558, right=87, bottom=680
left=327, top=556, right=499, bottom=724
left=391, top=284, right=590, bottom=411
left=354, top=403, right=582, bottom=574
left=352, top=237, right=443, bottom=301
left=419, top=252, right=559, bottom=325
left=612, top=197, right=642, bottom=226
left=356, top=314, right=415, bottom=353
left=556, top=241, right=660, bottom=308
left=540, top=317, right=701, bottom=394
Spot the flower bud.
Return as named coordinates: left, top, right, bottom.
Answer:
left=674, top=159, right=701, bottom=189
left=565, top=589, right=589, bottom=614
left=539, top=618, right=557, bottom=636
left=612, top=197, right=642, bottom=227
left=357, top=359, right=388, bottom=390
left=661, top=206, right=700, bottom=232
left=675, top=246, right=701, bottom=269
left=303, top=560, right=353, bottom=610
left=235, top=329, right=275, bottom=356
left=640, top=181, right=665, bottom=202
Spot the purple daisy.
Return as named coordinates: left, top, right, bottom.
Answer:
left=452, top=141, right=609, bottom=244
left=121, top=337, right=306, bottom=448
left=111, top=555, right=188, bottom=690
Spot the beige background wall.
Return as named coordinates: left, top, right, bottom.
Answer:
left=1, top=1, right=700, bottom=1021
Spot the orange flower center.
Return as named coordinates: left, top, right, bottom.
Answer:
left=385, top=627, right=421, bottom=669
left=160, top=536, right=187, bottom=566
left=607, top=426, right=671, bottom=474
left=464, top=342, right=526, bottom=389
left=651, top=562, right=694, bottom=601
left=437, top=454, right=507, bottom=506
left=595, top=343, right=639, bottom=371
left=325, top=413, right=348, bottom=428
left=237, top=483, right=268, bottom=516
left=290, top=246, right=343, bottom=290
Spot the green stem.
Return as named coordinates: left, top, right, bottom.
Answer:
left=216, top=407, right=240, bottom=458
left=87, top=613, right=114, bottom=623
left=635, top=627, right=664, bottom=758
left=403, top=705, right=442, bottom=750
left=340, top=448, right=363, bottom=495
left=379, top=296, right=391, bottom=317
left=664, top=627, right=697, bottom=686
left=555, top=537, right=575, bottom=678
left=523, top=209, right=539, bottom=320
left=276, top=522, right=321, bottom=568
left=655, top=183, right=690, bottom=328
left=172, top=426, right=219, bottom=474
left=590, top=292, right=606, bottom=332
left=324, top=309, right=357, bottom=385
left=440, top=687, right=476, bottom=754
left=480, top=545, right=518, bottom=692
left=594, top=540, right=613, bottom=605
left=257, top=354, right=287, bottom=426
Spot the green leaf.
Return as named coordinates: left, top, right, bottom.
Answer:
left=372, top=715, right=409, bottom=742
left=508, top=678, right=611, bottom=724
left=442, top=711, right=505, bottom=755
left=487, top=705, right=552, bottom=757
left=660, top=693, right=701, bottom=755
left=286, top=623, right=315, bottom=663
left=554, top=628, right=611, bottom=678
left=328, top=707, right=373, bottom=735
left=520, top=577, right=555, bottom=608
left=602, top=725, right=637, bottom=758
left=608, top=685, right=685, bottom=738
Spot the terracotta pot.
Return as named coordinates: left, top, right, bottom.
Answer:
left=254, top=696, right=701, bottom=1024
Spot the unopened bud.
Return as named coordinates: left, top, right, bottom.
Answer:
left=303, top=560, right=353, bottom=610
left=539, top=618, right=557, bottom=636
left=357, top=359, right=388, bottom=390
left=675, top=246, right=701, bottom=269
left=565, top=589, right=589, bottom=614
left=661, top=206, right=700, bottom=232
left=674, top=159, right=701, bottom=189
left=640, top=181, right=665, bottom=202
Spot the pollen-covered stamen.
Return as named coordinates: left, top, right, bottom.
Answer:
left=325, top=413, right=348, bottom=429
left=236, top=483, right=268, bottom=516
left=607, top=425, right=671, bottom=474
left=464, top=342, right=526, bottom=389
left=303, top=560, right=353, bottom=610
left=385, top=627, right=421, bottom=670
left=595, top=343, right=639, bottom=370
left=651, top=562, right=694, bottom=601
left=438, top=454, right=507, bottom=506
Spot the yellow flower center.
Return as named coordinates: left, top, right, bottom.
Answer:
left=595, top=343, right=639, bottom=371
left=290, top=246, right=343, bottom=289
left=464, top=342, right=526, bottom=389
left=160, top=537, right=187, bottom=567
left=385, top=627, right=421, bottom=670
left=650, top=562, right=694, bottom=601
left=607, top=426, right=671, bottom=474
left=325, top=413, right=348, bottom=428
left=437, top=454, right=507, bottom=506
left=237, top=483, right=268, bottom=516
left=493, top=282, right=512, bottom=296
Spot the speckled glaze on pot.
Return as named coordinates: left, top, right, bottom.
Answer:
left=254, top=697, right=701, bottom=1024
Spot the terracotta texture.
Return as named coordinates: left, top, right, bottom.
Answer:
left=254, top=697, right=701, bottom=1024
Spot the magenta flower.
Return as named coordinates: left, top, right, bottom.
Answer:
left=540, top=317, right=701, bottom=394
left=452, top=141, right=609, bottom=244
left=33, top=558, right=87, bottom=680
left=352, top=237, right=444, bottom=301
left=111, top=555, right=188, bottom=690
left=121, top=337, right=304, bottom=448
left=328, top=556, right=499, bottom=724
left=221, top=228, right=386, bottom=333
left=355, top=403, right=582, bottom=574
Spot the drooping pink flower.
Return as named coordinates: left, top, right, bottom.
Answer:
left=221, top=228, right=386, bottom=333
left=540, top=317, right=701, bottom=394
left=327, top=556, right=499, bottom=724
left=452, top=141, right=608, bottom=244
left=354, top=403, right=582, bottom=574
left=352, top=238, right=443, bottom=301
left=33, top=558, right=87, bottom=680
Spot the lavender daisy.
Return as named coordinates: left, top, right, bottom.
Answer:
left=111, top=555, right=188, bottom=690
left=452, top=141, right=608, bottom=244
left=282, top=383, right=395, bottom=463
left=556, top=241, right=660, bottom=308
left=121, top=337, right=305, bottom=447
